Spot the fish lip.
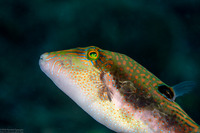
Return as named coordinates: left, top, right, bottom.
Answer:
left=40, top=54, right=44, bottom=60
left=39, top=53, right=49, bottom=73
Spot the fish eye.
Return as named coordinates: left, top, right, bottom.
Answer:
left=87, top=49, right=99, bottom=60
left=158, top=85, right=174, bottom=100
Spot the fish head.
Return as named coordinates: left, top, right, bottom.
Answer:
left=39, top=46, right=102, bottom=107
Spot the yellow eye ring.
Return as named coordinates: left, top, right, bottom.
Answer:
left=87, top=49, right=99, bottom=60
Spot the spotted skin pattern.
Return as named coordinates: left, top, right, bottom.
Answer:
left=39, top=46, right=200, bottom=133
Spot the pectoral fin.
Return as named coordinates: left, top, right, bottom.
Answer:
left=173, top=81, right=196, bottom=98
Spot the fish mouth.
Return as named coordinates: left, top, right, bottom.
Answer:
left=39, top=53, right=50, bottom=74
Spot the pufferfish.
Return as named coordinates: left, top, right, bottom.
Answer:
left=39, top=46, right=200, bottom=133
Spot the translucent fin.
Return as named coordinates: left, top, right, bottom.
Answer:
left=173, top=81, right=196, bottom=98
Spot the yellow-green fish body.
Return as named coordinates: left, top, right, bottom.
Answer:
left=39, top=46, right=200, bottom=133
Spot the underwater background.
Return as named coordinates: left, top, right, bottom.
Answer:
left=0, top=0, right=200, bottom=133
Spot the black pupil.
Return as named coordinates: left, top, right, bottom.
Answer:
left=158, top=85, right=174, bottom=100
left=90, top=52, right=97, bottom=57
